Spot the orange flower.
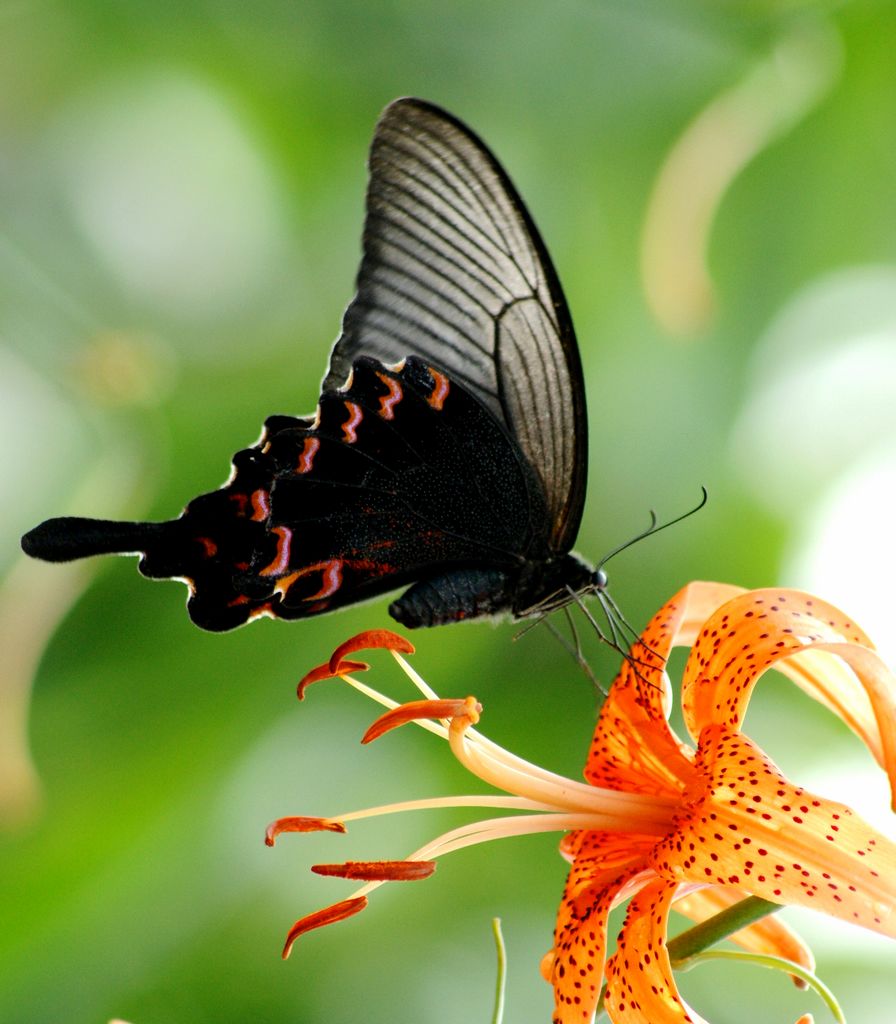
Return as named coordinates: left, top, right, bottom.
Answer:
left=268, top=583, right=896, bottom=1023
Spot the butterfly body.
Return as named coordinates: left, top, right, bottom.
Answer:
left=22, top=99, right=599, bottom=631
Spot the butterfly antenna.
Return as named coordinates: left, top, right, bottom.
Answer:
left=596, top=487, right=708, bottom=576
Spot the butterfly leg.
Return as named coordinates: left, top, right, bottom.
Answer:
left=389, top=568, right=516, bottom=628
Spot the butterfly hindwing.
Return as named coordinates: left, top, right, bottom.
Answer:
left=150, top=357, right=548, bottom=630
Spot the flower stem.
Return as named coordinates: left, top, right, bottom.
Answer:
left=491, top=917, right=506, bottom=1024
left=683, top=950, right=846, bottom=1023
left=667, top=896, right=780, bottom=966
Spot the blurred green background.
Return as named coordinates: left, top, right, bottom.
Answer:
left=2, top=1, right=895, bottom=1022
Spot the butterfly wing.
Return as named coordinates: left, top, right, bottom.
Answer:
left=325, top=98, right=587, bottom=553
left=21, top=99, right=590, bottom=631
left=161, top=357, right=547, bottom=630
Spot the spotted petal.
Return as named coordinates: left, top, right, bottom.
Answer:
left=604, top=878, right=705, bottom=1024
left=680, top=590, right=896, bottom=803
left=549, top=832, right=656, bottom=1023
left=652, top=725, right=896, bottom=938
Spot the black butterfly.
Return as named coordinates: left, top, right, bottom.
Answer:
left=21, top=97, right=603, bottom=632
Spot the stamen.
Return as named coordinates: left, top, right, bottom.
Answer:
left=391, top=652, right=440, bottom=700
left=328, top=630, right=415, bottom=671
left=445, top=707, right=677, bottom=824
left=282, top=897, right=368, bottom=958
left=298, top=659, right=369, bottom=699
left=265, top=816, right=346, bottom=846
left=311, top=860, right=436, bottom=880
left=333, top=794, right=563, bottom=824
left=343, top=663, right=678, bottom=821
left=362, top=697, right=480, bottom=743
left=406, top=812, right=669, bottom=863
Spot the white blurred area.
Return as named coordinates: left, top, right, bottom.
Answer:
left=732, top=266, right=896, bottom=669
left=47, top=69, right=291, bottom=328
left=734, top=267, right=896, bottom=971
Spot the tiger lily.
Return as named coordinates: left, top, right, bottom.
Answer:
left=267, top=583, right=896, bottom=1023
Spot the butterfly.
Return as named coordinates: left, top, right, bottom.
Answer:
left=21, top=97, right=605, bottom=632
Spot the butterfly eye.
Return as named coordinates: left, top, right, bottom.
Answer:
left=592, top=568, right=609, bottom=592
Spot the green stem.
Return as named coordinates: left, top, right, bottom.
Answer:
left=667, top=896, right=780, bottom=966
left=685, top=951, right=846, bottom=1023
left=491, top=917, right=506, bottom=1024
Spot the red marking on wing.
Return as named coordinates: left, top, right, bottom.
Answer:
left=342, top=401, right=363, bottom=443
left=309, top=559, right=343, bottom=600
left=297, top=436, right=320, bottom=474
left=196, top=536, right=217, bottom=558
left=426, top=367, right=450, bottom=410
left=375, top=372, right=403, bottom=420
left=229, top=493, right=249, bottom=515
left=250, top=489, right=271, bottom=521
left=259, top=526, right=293, bottom=576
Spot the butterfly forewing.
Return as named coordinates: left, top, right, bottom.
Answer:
left=325, top=98, right=587, bottom=553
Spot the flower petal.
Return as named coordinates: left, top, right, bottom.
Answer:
left=653, top=725, right=896, bottom=939
left=604, top=878, right=706, bottom=1024
left=585, top=585, right=717, bottom=794
left=680, top=591, right=896, bottom=801
left=549, top=831, right=654, bottom=1023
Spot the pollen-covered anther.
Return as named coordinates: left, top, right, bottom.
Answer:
left=327, top=629, right=416, bottom=671
left=361, top=697, right=482, bottom=744
left=282, top=896, right=368, bottom=959
left=311, top=859, right=437, bottom=880
left=297, top=659, right=370, bottom=699
left=265, top=816, right=347, bottom=846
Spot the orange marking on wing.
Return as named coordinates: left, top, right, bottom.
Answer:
left=375, top=372, right=403, bottom=420
left=250, top=489, right=271, bottom=521
left=297, top=436, right=320, bottom=473
left=275, top=560, right=345, bottom=602
left=307, top=559, right=343, bottom=600
left=259, top=526, right=293, bottom=577
left=196, top=536, right=217, bottom=558
left=342, top=401, right=363, bottom=443
left=274, top=570, right=301, bottom=597
left=426, top=367, right=450, bottom=410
